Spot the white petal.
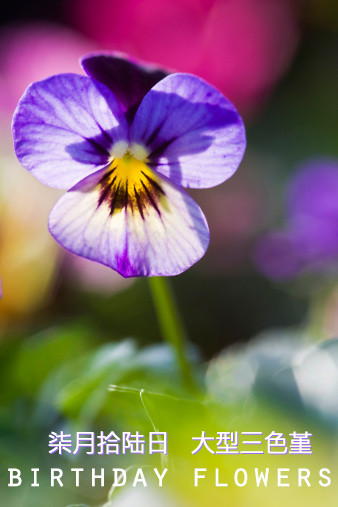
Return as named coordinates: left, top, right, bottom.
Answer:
left=48, top=172, right=209, bottom=277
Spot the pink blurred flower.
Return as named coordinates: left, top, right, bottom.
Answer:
left=0, top=24, right=130, bottom=321
left=68, top=0, right=299, bottom=114
left=0, top=22, right=95, bottom=117
left=198, top=0, right=300, bottom=112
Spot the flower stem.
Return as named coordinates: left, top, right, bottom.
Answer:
left=148, top=277, right=198, bottom=391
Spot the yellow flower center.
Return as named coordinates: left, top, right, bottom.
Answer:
left=98, top=148, right=165, bottom=218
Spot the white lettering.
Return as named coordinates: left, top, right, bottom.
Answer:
left=234, top=469, right=248, bottom=487
left=298, top=468, right=310, bottom=487
left=92, top=468, right=104, bottom=487
left=319, top=468, right=331, bottom=487
left=154, top=468, right=167, bottom=487
left=215, top=468, right=228, bottom=487
left=277, top=468, right=289, bottom=487
left=194, top=468, right=207, bottom=487
left=255, top=468, right=269, bottom=487
left=51, top=468, right=63, bottom=487
left=112, top=469, right=126, bottom=487
left=31, top=468, right=39, bottom=487
left=8, top=469, right=22, bottom=487
left=133, top=468, right=147, bottom=487
left=71, top=468, right=83, bottom=487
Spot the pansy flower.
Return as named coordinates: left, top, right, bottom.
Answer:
left=12, top=54, right=246, bottom=277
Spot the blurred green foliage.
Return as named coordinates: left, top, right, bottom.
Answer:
left=1, top=316, right=338, bottom=505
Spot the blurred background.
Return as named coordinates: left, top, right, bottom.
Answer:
left=0, top=0, right=337, bottom=505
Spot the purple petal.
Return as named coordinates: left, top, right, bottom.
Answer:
left=81, top=53, right=168, bottom=119
left=292, top=218, right=338, bottom=264
left=130, top=73, right=246, bottom=189
left=254, top=221, right=338, bottom=281
left=48, top=171, right=209, bottom=277
left=287, top=159, right=338, bottom=224
left=12, top=73, right=128, bottom=189
left=253, top=231, right=304, bottom=281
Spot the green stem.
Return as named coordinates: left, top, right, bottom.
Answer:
left=148, top=277, right=197, bottom=391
